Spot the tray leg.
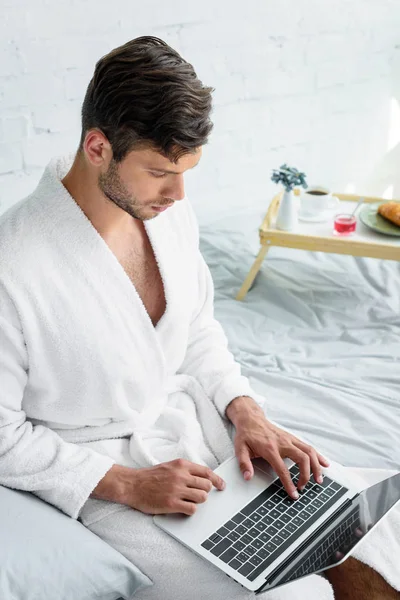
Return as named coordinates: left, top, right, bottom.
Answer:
left=236, top=243, right=271, bottom=301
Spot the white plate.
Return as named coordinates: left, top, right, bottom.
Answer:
left=298, top=210, right=336, bottom=223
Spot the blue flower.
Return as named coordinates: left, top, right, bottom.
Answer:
left=271, top=164, right=307, bottom=191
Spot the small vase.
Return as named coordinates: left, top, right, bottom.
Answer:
left=276, top=189, right=298, bottom=231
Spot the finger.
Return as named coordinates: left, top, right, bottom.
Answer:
left=268, top=451, right=299, bottom=500
left=293, top=441, right=323, bottom=485
left=175, top=501, right=198, bottom=516
left=318, top=452, right=330, bottom=467
left=288, top=447, right=311, bottom=490
left=187, top=475, right=213, bottom=493
left=236, top=444, right=253, bottom=480
left=189, top=463, right=225, bottom=491
left=182, top=487, right=209, bottom=505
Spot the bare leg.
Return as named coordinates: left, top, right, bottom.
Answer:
left=324, top=557, right=399, bottom=599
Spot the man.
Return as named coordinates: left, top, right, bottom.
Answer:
left=0, top=36, right=398, bottom=599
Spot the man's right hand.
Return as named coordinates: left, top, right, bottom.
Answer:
left=91, top=459, right=226, bottom=516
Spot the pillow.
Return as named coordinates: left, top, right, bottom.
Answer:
left=0, top=485, right=151, bottom=599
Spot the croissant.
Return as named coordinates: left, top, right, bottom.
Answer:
left=377, top=201, right=400, bottom=227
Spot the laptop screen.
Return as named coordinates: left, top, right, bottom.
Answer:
left=263, top=472, right=400, bottom=592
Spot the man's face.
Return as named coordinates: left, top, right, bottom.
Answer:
left=98, top=146, right=202, bottom=221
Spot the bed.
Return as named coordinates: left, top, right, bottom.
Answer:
left=200, top=207, right=400, bottom=472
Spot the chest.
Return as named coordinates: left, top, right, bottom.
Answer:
left=106, top=228, right=167, bottom=328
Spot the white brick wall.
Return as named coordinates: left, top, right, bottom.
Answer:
left=0, top=0, right=399, bottom=223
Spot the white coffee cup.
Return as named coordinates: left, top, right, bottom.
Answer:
left=300, top=185, right=340, bottom=220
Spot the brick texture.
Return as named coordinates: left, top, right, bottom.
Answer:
left=0, top=0, right=399, bottom=220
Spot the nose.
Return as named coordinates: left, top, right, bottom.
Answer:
left=162, top=174, right=185, bottom=202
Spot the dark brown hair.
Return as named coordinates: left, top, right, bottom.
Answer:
left=79, top=36, right=214, bottom=163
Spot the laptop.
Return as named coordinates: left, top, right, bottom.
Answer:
left=154, top=455, right=400, bottom=593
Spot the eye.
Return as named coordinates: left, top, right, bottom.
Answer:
left=150, top=171, right=166, bottom=178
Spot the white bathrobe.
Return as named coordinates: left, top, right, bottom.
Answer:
left=0, top=154, right=399, bottom=599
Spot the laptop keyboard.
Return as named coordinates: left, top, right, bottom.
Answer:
left=281, top=504, right=360, bottom=583
left=201, top=464, right=348, bottom=582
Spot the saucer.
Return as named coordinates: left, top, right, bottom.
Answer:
left=298, top=209, right=335, bottom=223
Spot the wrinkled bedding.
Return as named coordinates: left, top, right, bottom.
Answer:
left=200, top=208, right=400, bottom=471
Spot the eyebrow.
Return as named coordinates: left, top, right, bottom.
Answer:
left=148, top=160, right=200, bottom=174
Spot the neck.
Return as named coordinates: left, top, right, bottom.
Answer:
left=61, top=153, right=136, bottom=237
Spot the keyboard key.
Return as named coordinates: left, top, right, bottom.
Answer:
left=274, top=519, right=285, bottom=530
left=229, top=558, right=242, bottom=571
left=252, top=538, right=263, bottom=549
left=265, top=525, right=278, bottom=537
left=307, top=505, right=317, bottom=514
left=220, top=547, right=238, bottom=564
left=235, top=525, right=247, bottom=536
left=292, top=517, right=303, bottom=527
left=286, top=508, right=298, bottom=518
left=239, top=562, right=255, bottom=577
left=210, top=538, right=232, bottom=557
left=251, top=512, right=262, bottom=522
left=259, top=532, right=272, bottom=543
left=257, top=506, right=268, bottom=516
left=269, top=494, right=282, bottom=505
left=201, top=539, right=214, bottom=550
left=286, top=523, right=297, bottom=533
left=243, top=518, right=255, bottom=529
left=217, top=526, right=229, bottom=537
left=255, top=521, right=267, bottom=532
left=299, top=509, right=312, bottom=520
left=264, top=500, right=275, bottom=511
left=261, top=515, right=274, bottom=525
left=209, top=533, right=222, bottom=544
left=271, top=534, right=284, bottom=546
left=299, top=495, right=312, bottom=505
left=312, top=499, right=323, bottom=509
left=232, top=513, right=246, bottom=525
left=331, top=482, right=342, bottom=492
left=281, top=497, right=294, bottom=507
left=248, top=527, right=260, bottom=538
left=269, top=509, right=280, bottom=520
left=237, top=552, right=251, bottom=563
left=319, top=476, right=332, bottom=488
left=264, top=541, right=277, bottom=553
left=325, top=487, right=336, bottom=497
left=224, top=520, right=238, bottom=531
left=313, top=485, right=323, bottom=494
left=241, top=534, right=252, bottom=545
left=233, top=540, right=245, bottom=551
left=274, top=503, right=287, bottom=514
left=279, top=529, right=291, bottom=540
left=306, top=490, right=317, bottom=500
left=244, top=545, right=257, bottom=556
left=227, top=531, right=240, bottom=542
left=257, top=548, right=270, bottom=560
left=249, top=555, right=263, bottom=566
left=280, top=514, right=291, bottom=524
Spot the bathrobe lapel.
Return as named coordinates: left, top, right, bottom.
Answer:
left=39, top=157, right=192, bottom=427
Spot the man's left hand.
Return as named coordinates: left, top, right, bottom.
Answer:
left=226, top=396, right=330, bottom=500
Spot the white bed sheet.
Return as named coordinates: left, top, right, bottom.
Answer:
left=200, top=208, right=400, bottom=471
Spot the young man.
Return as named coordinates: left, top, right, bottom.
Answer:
left=0, top=36, right=398, bottom=599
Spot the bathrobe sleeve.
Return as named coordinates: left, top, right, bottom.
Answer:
left=177, top=201, right=266, bottom=418
left=0, top=283, right=116, bottom=519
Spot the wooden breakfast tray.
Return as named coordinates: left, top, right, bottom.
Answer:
left=236, top=190, right=400, bottom=301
